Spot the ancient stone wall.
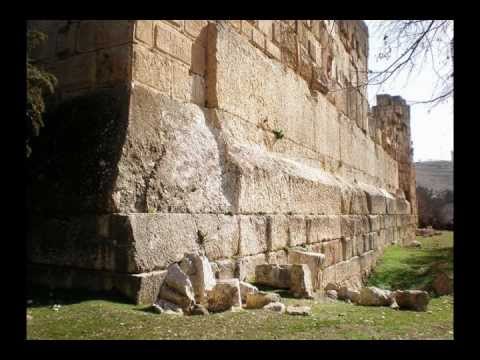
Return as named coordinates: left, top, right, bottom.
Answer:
left=27, top=20, right=417, bottom=304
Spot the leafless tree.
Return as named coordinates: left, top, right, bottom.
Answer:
left=368, top=20, right=453, bottom=107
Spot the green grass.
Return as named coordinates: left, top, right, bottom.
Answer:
left=368, top=231, right=453, bottom=292
left=26, top=232, right=454, bottom=340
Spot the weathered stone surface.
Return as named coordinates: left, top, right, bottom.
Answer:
left=255, top=264, right=291, bottom=289
left=236, top=253, right=267, bottom=282
left=267, top=215, right=289, bottom=251
left=245, top=291, right=281, bottom=309
left=181, top=253, right=216, bottom=305
left=239, top=215, right=268, bottom=256
left=213, top=259, right=236, bottom=280
left=207, top=279, right=242, bottom=312
left=326, top=289, right=338, bottom=299
left=239, top=281, right=259, bottom=302
left=290, top=264, right=314, bottom=299
left=392, top=290, right=430, bottom=311
left=308, top=215, right=341, bottom=244
left=337, top=286, right=360, bottom=303
left=153, top=299, right=183, bottom=314
left=263, top=301, right=286, bottom=313
left=286, top=305, right=311, bottom=316
left=432, top=272, right=453, bottom=296
left=159, top=264, right=196, bottom=309
left=189, top=304, right=209, bottom=316
left=358, top=286, right=392, bottom=306
left=288, top=249, right=325, bottom=289
left=27, top=21, right=418, bottom=306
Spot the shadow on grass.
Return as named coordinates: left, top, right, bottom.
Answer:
left=252, top=284, right=297, bottom=299
left=26, top=285, right=132, bottom=308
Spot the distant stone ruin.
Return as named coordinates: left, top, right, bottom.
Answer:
left=27, top=20, right=418, bottom=304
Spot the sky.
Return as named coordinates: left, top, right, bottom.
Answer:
left=364, top=20, right=453, bottom=162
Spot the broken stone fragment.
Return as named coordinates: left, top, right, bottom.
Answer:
left=325, top=283, right=340, bottom=292
left=432, top=272, right=453, bottom=296
left=239, top=281, right=259, bottom=302
left=181, top=253, right=217, bottom=305
left=158, top=263, right=196, bottom=309
left=326, top=289, right=338, bottom=300
left=263, top=301, right=286, bottom=313
left=158, top=285, right=195, bottom=309
left=390, top=299, right=400, bottom=310
left=155, top=299, right=183, bottom=313
left=392, top=290, right=430, bottom=312
left=288, top=249, right=325, bottom=289
left=289, top=264, right=314, bottom=299
left=255, top=264, right=291, bottom=289
left=358, top=286, right=392, bottom=306
left=189, top=304, right=209, bottom=316
left=408, top=240, right=422, bottom=248
left=245, top=291, right=281, bottom=309
left=337, top=286, right=360, bottom=304
left=286, top=305, right=311, bottom=316
left=207, top=278, right=242, bottom=313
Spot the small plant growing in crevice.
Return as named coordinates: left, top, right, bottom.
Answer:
left=197, top=230, right=207, bottom=246
left=273, top=129, right=284, bottom=140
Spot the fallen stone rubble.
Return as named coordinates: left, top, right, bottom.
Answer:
left=150, top=252, right=431, bottom=317
left=324, top=283, right=431, bottom=312
left=151, top=253, right=315, bottom=316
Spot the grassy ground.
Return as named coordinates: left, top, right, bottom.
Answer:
left=368, top=231, right=453, bottom=292
left=26, top=232, right=454, bottom=340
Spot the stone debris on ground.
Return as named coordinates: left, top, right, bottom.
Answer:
left=255, top=263, right=314, bottom=299
left=239, top=281, right=259, bottom=302
left=245, top=291, right=281, bottom=309
left=326, top=289, right=338, bottom=300
left=392, top=290, right=430, bottom=312
left=207, top=278, right=242, bottom=312
left=358, top=286, right=393, bottom=306
left=263, top=302, right=286, bottom=313
left=286, top=305, right=311, bottom=316
left=432, top=272, right=453, bottom=296
left=189, top=304, right=209, bottom=315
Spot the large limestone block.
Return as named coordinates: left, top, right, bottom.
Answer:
left=255, top=264, right=291, bottom=289
left=392, top=290, right=430, bottom=311
left=245, top=291, right=281, bottom=309
left=229, top=144, right=343, bottom=215
left=288, top=216, right=307, bottom=247
left=159, top=264, right=196, bottom=309
left=116, top=86, right=234, bottom=214
left=307, top=215, right=341, bottom=243
left=321, top=239, right=343, bottom=267
left=207, top=279, right=242, bottom=312
left=128, top=214, right=201, bottom=272
left=236, top=253, right=267, bottom=282
left=266, top=250, right=288, bottom=265
left=288, top=249, right=325, bottom=289
left=180, top=253, right=216, bottom=305
left=193, top=214, right=240, bottom=260
left=357, top=182, right=388, bottom=214
left=267, top=215, right=289, bottom=251
left=212, top=21, right=317, bottom=151
left=290, top=264, right=314, bottom=299
left=212, top=259, right=236, bottom=280
left=238, top=215, right=268, bottom=256
left=358, top=286, right=392, bottom=306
